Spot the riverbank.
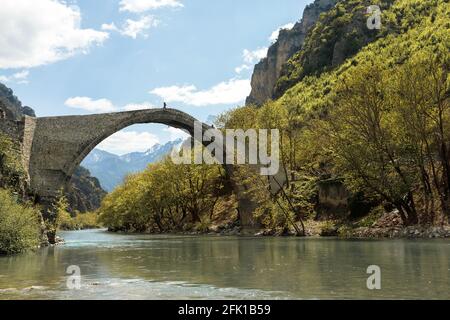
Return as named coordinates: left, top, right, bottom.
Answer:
left=107, top=219, right=450, bottom=240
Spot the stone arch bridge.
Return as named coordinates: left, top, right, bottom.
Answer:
left=18, top=109, right=260, bottom=238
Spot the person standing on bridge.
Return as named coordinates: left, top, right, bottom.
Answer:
left=163, top=102, right=168, bottom=110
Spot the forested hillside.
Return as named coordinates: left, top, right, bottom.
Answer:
left=99, top=0, right=450, bottom=237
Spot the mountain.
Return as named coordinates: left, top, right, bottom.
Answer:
left=273, top=0, right=395, bottom=99
left=82, top=139, right=183, bottom=192
left=246, top=0, right=338, bottom=106
left=0, top=82, right=36, bottom=119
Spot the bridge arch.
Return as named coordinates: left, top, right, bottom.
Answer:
left=67, top=109, right=211, bottom=182
left=29, top=109, right=211, bottom=197
left=26, top=108, right=259, bottom=239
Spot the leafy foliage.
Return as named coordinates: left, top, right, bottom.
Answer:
left=0, top=189, right=41, bottom=255
left=96, top=0, right=449, bottom=233
left=98, top=157, right=226, bottom=233
left=58, top=210, right=101, bottom=230
left=220, top=0, right=450, bottom=227
left=274, top=0, right=444, bottom=98
left=0, top=133, right=26, bottom=193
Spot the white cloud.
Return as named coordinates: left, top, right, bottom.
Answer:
left=119, top=0, right=184, bottom=13
left=232, top=24, right=295, bottom=76
left=102, top=16, right=159, bottom=39
left=65, top=97, right=117, bottom=113
left=269, top=22, right=295, bottom=42
left=235, top=64, right=251, bottom=74
left=0, top=0, right=109, bottom=69
left=65, top=97, right=159, bottom=113
left=97, top=131, right=159, bottom=155
left=164, top=127, right=190, bottom=141
left=150, top=78, right=251, bottom=107
left=121, top=16, right=160, bottom=39
left=233, top=48, right=268, bottom=76
left=0, top=70, right=29, bottom=84
left=12, top=70, right=29, bottom=80
left=101, top=23, right=119, bottom=32
left=123, top=102, right=156, bottom=111
left=243, top=48, right=268, bottom=64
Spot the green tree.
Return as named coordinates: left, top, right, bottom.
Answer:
left=0, top=189, right=41, bottom=255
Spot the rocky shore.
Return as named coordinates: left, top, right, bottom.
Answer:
left=344, top=226, right=450, bottom=239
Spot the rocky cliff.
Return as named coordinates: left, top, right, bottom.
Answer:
left=274, top=0, right=394, bottom=98
left=0, top=83, right=36, bottom=119
left=66, top=166, right=107, bottom=214
left=246, top=0, right=338, bottom=106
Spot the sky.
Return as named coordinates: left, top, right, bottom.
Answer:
left=0, top=0, right=310, bottom=155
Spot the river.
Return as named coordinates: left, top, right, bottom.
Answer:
left=0, top=229, right=449, bottom=300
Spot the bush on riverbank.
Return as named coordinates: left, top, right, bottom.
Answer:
left=56, top=195, right=101, bottom=230
left=0, top=189, right=41, bottom=255
left=58, top=210, right=101, bottom=230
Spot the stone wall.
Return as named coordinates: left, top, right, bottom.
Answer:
left=21, top=116, right=36, bottom=180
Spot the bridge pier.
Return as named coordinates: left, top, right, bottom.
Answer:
left=38, top=196, right=59, bottom=244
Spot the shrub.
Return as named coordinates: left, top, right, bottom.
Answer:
left=58, top=209, right=76, bottom=230
left=73, top=212, right=101, bottom=230
left=58, top=206, right=101, bottom=231
left=0, top=189, right=41, bottom=255
left=320, top=221, right=338, bottom=237
left=0, top=133, right=26, bottom=192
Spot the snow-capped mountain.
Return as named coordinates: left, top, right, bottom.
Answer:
left=82, top=139, right=183, bottom=192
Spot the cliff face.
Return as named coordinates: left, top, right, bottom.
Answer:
left=246, top=0, right=338, bottom=106
left=0, top=83, right=36, bottom=119
left=274, top=0, right=394, bottom=99
left=66, top=166, right=107, bottom=214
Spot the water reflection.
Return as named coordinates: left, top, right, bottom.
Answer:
left=0, top=230, right=449, bottom=299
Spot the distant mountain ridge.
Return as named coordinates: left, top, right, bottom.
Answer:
left=82, top=139, right=183, bottom=192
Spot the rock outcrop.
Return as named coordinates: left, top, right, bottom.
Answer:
left=0, top=83, right=36, bottom=120
left=274, top=0, right=392, bottom=99
left=246, top=0, right=338, bottom=106
left=66, top=166, right=107, bottom=213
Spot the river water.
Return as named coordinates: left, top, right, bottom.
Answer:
left=0, top=229, right=449, bottom=300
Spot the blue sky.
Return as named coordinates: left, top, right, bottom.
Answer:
left=0, top=0, right=310, bottom=155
